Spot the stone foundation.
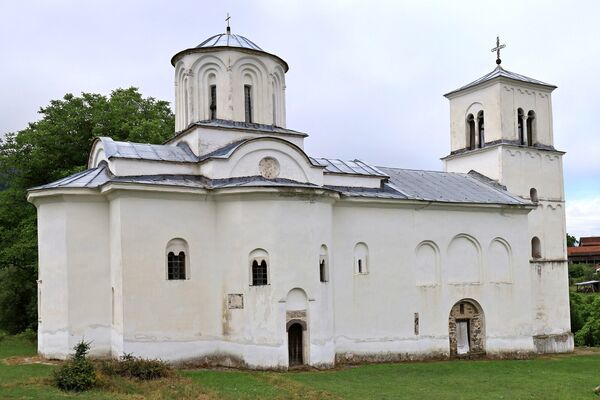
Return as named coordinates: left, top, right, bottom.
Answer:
left=533, top=333, right=574, bottom=353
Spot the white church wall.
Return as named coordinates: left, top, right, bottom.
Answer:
left=331, top=202, right=536, bottom=359
left=114, top=193, right=219, bottom=344
left=36, top=200, right=69, bottom=358
left=65, top=198, right=111, bottom=355
left=109, top=158, right=199, bottom=176
left=35, top=195, right=112, bottom=359
left=443, top=147, right=502, bottom=181
left=213, top=194, right=335, bottom=368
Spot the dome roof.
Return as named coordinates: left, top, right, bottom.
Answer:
left=171, top=29, right=289, bottom=71
left=196, top=32, right=263, bottom=51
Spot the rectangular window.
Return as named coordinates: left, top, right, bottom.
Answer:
left=168, top=251, right=186, bottom=280
left=414, top=312, right=419, bottom=335
left=244, top=85, right=253, bottom=123
left=209, top=85, right=217, bottom=120
left=319, top=259, right=327, bottom=282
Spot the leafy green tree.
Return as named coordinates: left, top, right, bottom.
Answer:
left=575, top=296, right=600, bottom=346
left=0, top=88, right=174, bottom=334
left=566, top=233, right=578, bottom=247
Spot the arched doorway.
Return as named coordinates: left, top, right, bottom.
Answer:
left=287, top=322, right=305, bottom=366
left=448, top=299, right=485, bottom=356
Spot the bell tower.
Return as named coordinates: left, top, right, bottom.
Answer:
left=442, top=39, right=573, bottom=352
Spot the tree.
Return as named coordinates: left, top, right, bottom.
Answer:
left=567, top=233, right=579, bottom=247
left=0, top=88, right=174, bottom=334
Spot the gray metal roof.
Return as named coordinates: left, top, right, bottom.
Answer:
left=31, top=164, right=112, bottom=190
left=31, top=163, right=527, bottom=206
left=378, top=167, right=527, bottom=205
left=189, top=119, right=307, bottom=136
left=311, top=158, right=388, bottom=177
left=197, top=32, right=263, bottom=51
left=99, top=137, right=198, bottom=163
left=445, top=66, right=556, bottom=97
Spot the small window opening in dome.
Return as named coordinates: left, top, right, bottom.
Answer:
left=209, top=85, right=217, bottom=120
left=244, top=85, right=253, bottom=123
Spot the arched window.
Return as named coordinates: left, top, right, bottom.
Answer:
left=244, top=85, right=253, bottom=123
left=252, top=260, right=268, bottom=285
left=477, top=111, right=485, bottom=148
left=517, top=108, right=525, bottom=145
left=167, top=252, right=186, bottom=280
left=166, top=238, right=188, bottom=280
left=466, top=114, right=475, bottom=150
left=531, top=237, right=542, bottom=259
left=527, top=110, right=536, bottom=146
left=530, top=188, right=538, bottom=203
left=249, top=249, right=268, bottom=286
left=319, top=245, right=329, bottom=283
left=354, top=242, right=369, bottom=275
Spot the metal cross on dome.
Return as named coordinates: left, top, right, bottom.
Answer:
left=491, top=36, right=506, bottom=66
left=225, top=13, right=231, bottom=34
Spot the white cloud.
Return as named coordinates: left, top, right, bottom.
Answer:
left=566, top=197, right=600, bottom=238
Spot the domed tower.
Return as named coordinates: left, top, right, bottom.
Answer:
left=171, top=25, right=288, bottom=132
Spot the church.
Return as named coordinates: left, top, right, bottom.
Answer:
left=28, top=27, right=573, bottom=369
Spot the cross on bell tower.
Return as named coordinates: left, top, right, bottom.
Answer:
left=225, top=13, right=231, bottom=34
left=491, top=36, right=506, bottom=65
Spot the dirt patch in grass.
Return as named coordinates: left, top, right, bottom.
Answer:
left=2, top=355, right=59, bottom=366
left=253, top=372, right=342, bottom=400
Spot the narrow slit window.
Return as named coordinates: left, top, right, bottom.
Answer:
left=320, top=259, right=327, bottom=282
left=358, top=259, right=363, bottom=273
left=517, top=108, right=525, bottom=145
left=252, top=260, right=268, bottom=286
left=477, top=111, right=485, bottom=148
left=467, top=114, right=475, bottom=150
left=527, top=110, right=535, bottom=146
left=168, top=251, right=186, bottom=280
left=209, top=85, right=217, bottom=120
left=244, top=85, right=253, bottom=123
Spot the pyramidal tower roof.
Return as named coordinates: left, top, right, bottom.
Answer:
left=445, top=65, right=557, bottom=98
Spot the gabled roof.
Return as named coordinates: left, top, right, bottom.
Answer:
left=444, top=66, right=557, bottom=97
left=97, top=137, right=198, bottom=163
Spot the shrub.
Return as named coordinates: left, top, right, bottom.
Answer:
left=99, top=353, right=171, bottom=380
left=53, top=341, right=96, bottom=391
left=574, top=296, right=600, bottom=347
left=15, top=327, right=37, bottom=342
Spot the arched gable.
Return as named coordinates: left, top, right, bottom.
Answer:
left=202, top=137, right=324, bottom=185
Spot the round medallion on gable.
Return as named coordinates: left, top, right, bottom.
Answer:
left=259, top=157, right=280, bottom=179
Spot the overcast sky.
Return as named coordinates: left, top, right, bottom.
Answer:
left=1, top=0, right=598, bottom=238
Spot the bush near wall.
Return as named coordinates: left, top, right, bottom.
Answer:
left=570, top=292, right=600, bottom=346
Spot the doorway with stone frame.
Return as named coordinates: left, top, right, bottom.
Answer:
left=448, top=299, right=485, bottom=356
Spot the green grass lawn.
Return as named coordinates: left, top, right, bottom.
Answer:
left=2, top=336, right=600, bottom=399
